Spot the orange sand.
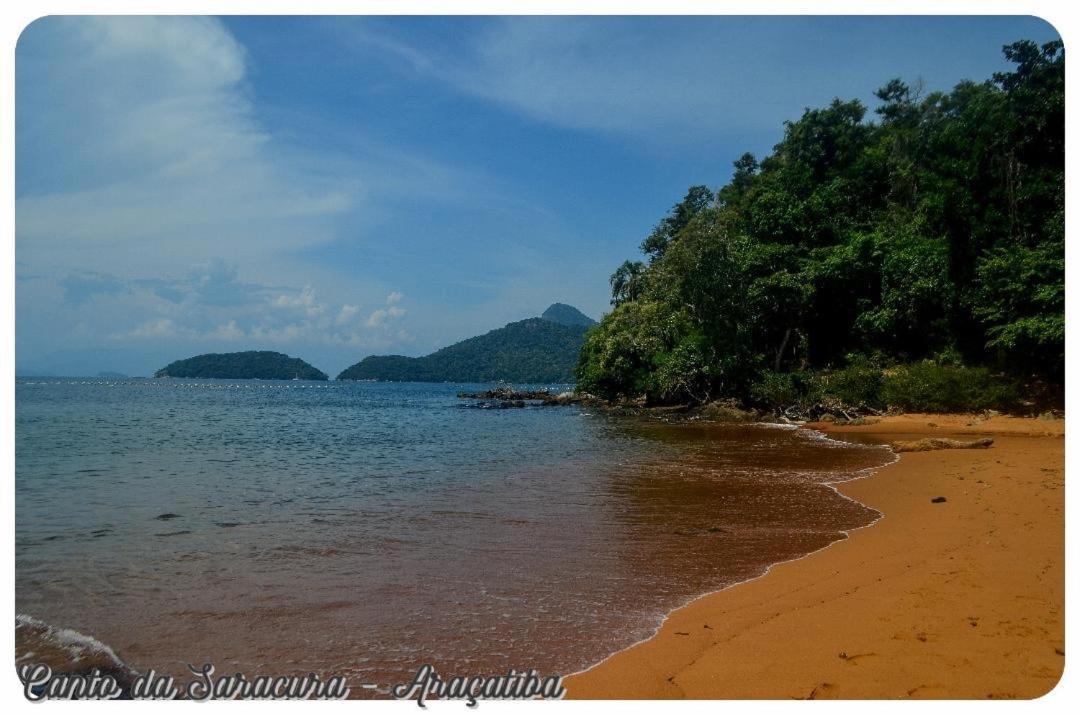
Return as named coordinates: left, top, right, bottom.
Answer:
left=565, top=413, right=1064, bottom=699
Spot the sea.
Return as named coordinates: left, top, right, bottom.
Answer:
left=15, top=377, right=894, bottom=693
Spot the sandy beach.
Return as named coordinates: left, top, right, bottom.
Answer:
left=565, top=413, right=1064, bottom=699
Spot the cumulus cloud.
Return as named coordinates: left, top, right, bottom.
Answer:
left=365, top=309, right=389, bottom=328
left=336, top=304, right=361, bottom=325
left=101, top=261, right=409, bottom=350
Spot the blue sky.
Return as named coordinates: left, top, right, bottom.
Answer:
left=15, top=15, right=1060, bottom=377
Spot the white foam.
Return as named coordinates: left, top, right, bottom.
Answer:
left=16, top=614, right=129, bottom=670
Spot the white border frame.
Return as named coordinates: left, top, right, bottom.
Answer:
left=2, top=2, right=1075, bottom=712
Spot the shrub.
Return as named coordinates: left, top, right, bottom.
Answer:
left=814, top=361, right=884, bottom=408
left=750, top=370, right=816, bottom=409
left=880, top=362, right=1021, bottom=412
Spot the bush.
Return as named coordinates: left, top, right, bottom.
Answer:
left=880, top=362, right=1022, bottom=412
left=814, top=361, right=884, bottom=408
left=750, top=370, right=816, bottom=410
left=748, top=360, right=1022, bottom=414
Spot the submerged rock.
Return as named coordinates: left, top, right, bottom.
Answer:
left=457, top=388, right=552, bottom=400
left=459, top=399, right=527, bottom=409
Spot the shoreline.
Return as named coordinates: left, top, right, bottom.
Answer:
left=564, top=413, right=1065, bottom=699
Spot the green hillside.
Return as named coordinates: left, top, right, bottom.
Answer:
left=338, top=305, right=594, bottom=382
left=154, top=351, right=328, bottom=380
left=541, top=303, right=597, bottom=327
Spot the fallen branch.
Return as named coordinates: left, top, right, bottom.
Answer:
left=892, top=437, right=994, bottom=453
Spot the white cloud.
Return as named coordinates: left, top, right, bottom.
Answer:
left=15, top=17, right=429, bottom=370
left=346, top=17, right=764, bottom=142
left=345, top=16, right=910, bottom=146
left=17, top=17, right=360, bottom=274
left=81, top=262, right=408, bottom=353
left=335, top=304, right=362, bottom=325
left=365, top=308, right=388, bottom=328
left=272, top=286, right=324, bottom=316
left=124, top=318, right=186, bottom=339
left=207, top=320, right=245, bottom=341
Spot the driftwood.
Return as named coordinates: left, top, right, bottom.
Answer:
left=891, top=437, right=994, bottom=453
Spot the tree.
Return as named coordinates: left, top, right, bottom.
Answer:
left=640, top=185, right=715, bottom=259
left=609, top=260, right=646, bottom=305
left=579, top=38, right=1063, bottom=405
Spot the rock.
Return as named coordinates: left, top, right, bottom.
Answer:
left=540, top=391, right=584, bottom=406
left=457, top=388, right=551, bottom=400
left=931, top=496, right=948, bottom=503
left=154, top=513, right=181, bottom=520
left=460, top=399, right=526, bottom=409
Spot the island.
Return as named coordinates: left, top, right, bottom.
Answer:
left=154, top=351, right=329, bottom=380
left=337, top=303, right=596, bottom=383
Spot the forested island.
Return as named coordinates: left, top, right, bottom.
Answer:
left=577, top=40, right=1063, bottom=414
left=338, top=304, right=595, bottom=382
left=154, top=351, right=329, bottom=380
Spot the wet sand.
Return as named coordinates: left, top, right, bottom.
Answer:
left=566, top=413, right=1065, bottom=699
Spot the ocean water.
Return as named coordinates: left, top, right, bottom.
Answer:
left=15, top=378, right=893, bottom=691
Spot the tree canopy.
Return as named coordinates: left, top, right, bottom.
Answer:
left=578, top=40, right=1063, bottom=407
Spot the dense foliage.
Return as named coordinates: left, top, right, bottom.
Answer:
left=338, top=307, right=594, bottom=382
left=155, top=351, right=329, bottom=380
left=578, top=40, right=1063, bottom=410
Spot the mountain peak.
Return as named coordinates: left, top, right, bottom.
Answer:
left=541, top=303, right=596, bottom=327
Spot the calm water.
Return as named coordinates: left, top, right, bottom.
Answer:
left=15, top=378, right=892, bottom=691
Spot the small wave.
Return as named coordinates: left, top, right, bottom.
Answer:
left=15, top=614, right=137, bottom=696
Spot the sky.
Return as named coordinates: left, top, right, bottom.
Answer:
left=15, top=15, right=1060, bottom=377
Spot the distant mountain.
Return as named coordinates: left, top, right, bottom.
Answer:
left=337, top=304, right=596, bottom=383
left=96, top=371, right=129, bottom=379
left=154, top=351, right=328, bottom=380
left=541, top=303, right=597, bottom=327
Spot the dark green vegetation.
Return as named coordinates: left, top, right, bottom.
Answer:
left=579, top=40, right=1063, bottom=413
left=337, top=304, right=594, bottom=382
left=541, top=303, right=598, bottom=327
left=155, top=351, right=328, bottom=380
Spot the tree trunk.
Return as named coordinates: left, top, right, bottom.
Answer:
left=774, top=328, right=793, bottom=372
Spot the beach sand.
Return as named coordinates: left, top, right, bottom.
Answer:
left=565, top=413, right=1064, bottom=699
